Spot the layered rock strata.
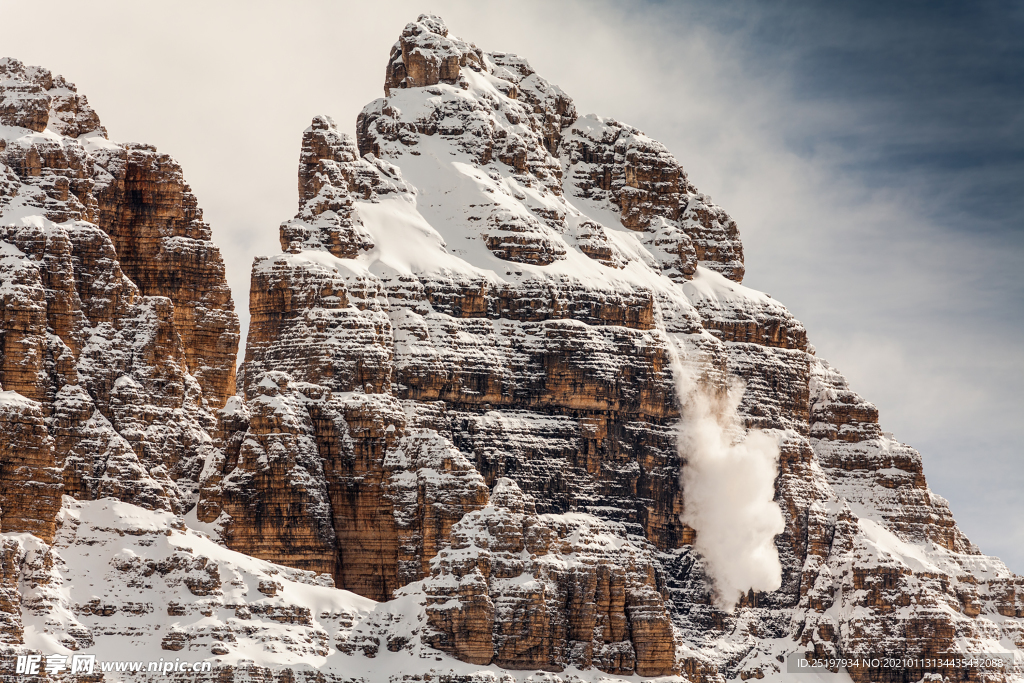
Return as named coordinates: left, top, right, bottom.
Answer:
left=196, top=14, right=1024, bottom=682
left=423, top=479, right=676, bottom=676
left=0, top=57, right=239, bottom=534
left=1, top=15, right=1021, bottom=683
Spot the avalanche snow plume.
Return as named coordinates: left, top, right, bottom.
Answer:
left=674, top=361, right=786, bottom=610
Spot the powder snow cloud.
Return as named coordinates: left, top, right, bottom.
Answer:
left=673, top=359, right=785, bottom=610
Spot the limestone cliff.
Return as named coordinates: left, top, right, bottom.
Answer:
left=0, top=57, right=239, bottom=536
left=193, top=15, right=1022, bottom=682
left=0, top=16, right=1022, bottom=683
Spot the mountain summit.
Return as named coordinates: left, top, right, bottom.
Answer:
left=0, top=15, right=1021, bottom=683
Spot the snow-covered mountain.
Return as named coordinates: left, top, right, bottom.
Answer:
left=0, top=15, right=1021, bottom=683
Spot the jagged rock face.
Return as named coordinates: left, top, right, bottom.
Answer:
left=0, top=58, right=238, bottom=410
left=564, top=116, right=746, bottom=283
left=1, top=18, right=1020, bottom=683
left=196, top=14, right=1024, bottom=681
left=0, top=59, right=103, bottom=138
left=423, top=479, right=675, bottom=676
left=90, top=141, right=239, bottom=409
left=283, top=115, right=407, bottom=258
left=384, top=14, right=481, bottom=95
left=198, top=15, right=703, bottom=674
left=0, top=392, right=61, bottom=542
left=784, top=358, right=1023, bottom=683
left=0, top=59, right=239, bottom=538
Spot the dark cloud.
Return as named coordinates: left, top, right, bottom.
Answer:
left=637, top=0, right=1024, bottom=568
left=719, top=0, right=1024, bottom=226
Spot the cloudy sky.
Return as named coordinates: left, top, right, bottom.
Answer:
left=4, top=0, right=1021, bottom=570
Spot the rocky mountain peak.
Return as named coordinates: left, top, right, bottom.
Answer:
left=0, top=57, right=105, bottom=138
left=0, top=17, right=1021, bottom=683
left=199, top=16, right=1021, bottom=680
left=384, top=14, right=483, bottom=95
left=361, top=15, right=741, bottom=282
left=0, top=58, right=239, bottom=541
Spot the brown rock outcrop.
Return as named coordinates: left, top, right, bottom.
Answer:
left=0, top=391, right=61, bottom=542
left=424, top=479, right=677, bottom=676
left=90, top=142, right=239, bottom=409
left=564, top=116, right=744, bottom=282
left=0, top=536, right=24, bottom=648
left=195, top=15, right=1024, bottom=681
left=3, top=17, right=1017, bottom=683
left=204, top=102, right=694, bottom=607
left=0, top=59, right=239, bottom=533
left=384, top=14, right=482, bottom=95
left=0, top=58, right=103, bottom=138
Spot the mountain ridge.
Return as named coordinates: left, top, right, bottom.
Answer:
left=0, top=14, right=1021, bottom=683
